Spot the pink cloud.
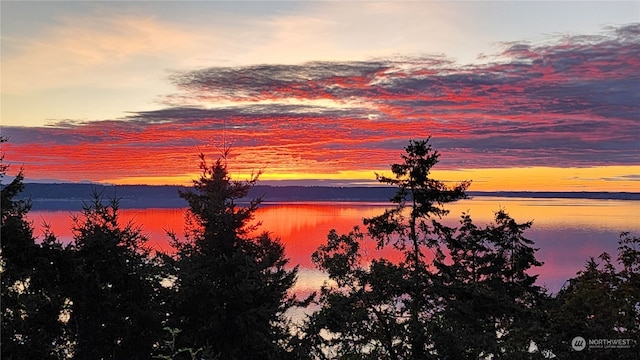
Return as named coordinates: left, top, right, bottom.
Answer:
left=3, top=24, right=638, bottom=183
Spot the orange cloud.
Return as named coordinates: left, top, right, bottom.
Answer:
left=2, top=24, right=638, bottom=191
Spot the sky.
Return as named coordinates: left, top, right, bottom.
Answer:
left=1, top=1, right=639, bottom=191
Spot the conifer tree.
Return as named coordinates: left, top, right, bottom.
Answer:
left=305, top=138, right=469, bottom=359
left=165, top=153, right=300, bottom=359
left=305, top=138, right=546, bottom=359
left=432, top=211, right=547, bottom=359
left=1, top=136, right=68, bottom=359
left=363, top=138, right=469, bottom=360
left=67, top=192, right=161, bottom=359
left=306, top=228, right=408, bottom=359
left=546, top=233, right=640, bottom=359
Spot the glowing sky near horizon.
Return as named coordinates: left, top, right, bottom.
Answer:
left=1, top=1, right=639, bottom=191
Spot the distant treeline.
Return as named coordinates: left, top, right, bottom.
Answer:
left=10, top=183, right=640, bottom=210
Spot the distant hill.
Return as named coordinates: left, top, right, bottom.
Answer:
left=9, top=183, right=640, bottom=210
left=14, top=184, right=189, bottom=210
left=465, top=191, right=640, bottom=201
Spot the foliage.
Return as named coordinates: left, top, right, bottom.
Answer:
left=66, top=191, right=163, bottom=359
left=432, top=211, right=547, bottom=359
left=544, top=232, right=640, bottom=359
left=305, top=228, right=409, bottom=359
left=153, top=327, right=218, bottom=360
left=363, top=138, right=470, bottom=360
left=304, top=138, right=547, bottom=359
left=164, top=153, right=303, bottom=359
left=1, top=136, right=69, bottom=359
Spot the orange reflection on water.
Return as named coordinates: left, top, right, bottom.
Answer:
left=29, top=208, right=186, bottom=254
left=443, top=197, right=640, bottom=232
left=28, top=198, right=640, bottom=293
left=256, top=202, right=396, bottom=268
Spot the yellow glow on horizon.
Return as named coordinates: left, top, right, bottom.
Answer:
left=251, top=170, right=385, bottom=181
left=101, top=175, right=196, bottom=186
left=433, top=166, right=640, bottom=192
left=101, top=165, right=639, bottom=192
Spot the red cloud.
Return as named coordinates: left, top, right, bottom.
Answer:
left=3, top=24, right=638, bottom=183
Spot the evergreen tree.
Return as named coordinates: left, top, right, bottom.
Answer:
left=306, top=228, right=408, bottom=359
left=305, top=138, right=469, bottom=359
left=432, top=211, right=547, bottom=359
left=164, top=153, right=300, bottom=359
left=1, top=136, right=69, bottom=359
left=304, top=138, right=546, bottom=359
left=66, top=192, right=162, bottom=359
left=546, top=232, right=640, bottom=359
left=364, top=138, right=469, bottom=359
left=616, top=232, right=640, bottom=348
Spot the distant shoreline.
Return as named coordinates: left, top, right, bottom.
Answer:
left=9, top=183, right=639, bottom=211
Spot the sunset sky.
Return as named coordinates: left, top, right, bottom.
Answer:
left=2, top=1, right=639, bottom=191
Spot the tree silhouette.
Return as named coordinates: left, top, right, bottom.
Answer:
left=363, top=138, right=469, bottom=360
left=304, top=138, right=547, bottom=359
left=305, top=227, right=408, bottom=359
left=66, top=192, right=162, bottom=359
left=3, top=135, right=636, bottom=359
left=164, top=153, right=301, bottom=359
left=1, top=136, right=69, bottom=359
left=545, top=232, right=640, bottom=359
left=305, top=138, right=469, bottom=359
left=432, top=211, right=547, bottom=359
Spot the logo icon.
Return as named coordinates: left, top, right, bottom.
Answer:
left=571, top=336, right=586, bottom=351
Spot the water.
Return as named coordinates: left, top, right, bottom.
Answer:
left=28, top=197, right=640, bottom=294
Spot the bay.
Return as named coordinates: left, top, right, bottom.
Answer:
left=28, top=197, right=640, bottom=294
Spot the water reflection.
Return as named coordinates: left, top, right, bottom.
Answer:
left=29, top=198, right=640, bottom=293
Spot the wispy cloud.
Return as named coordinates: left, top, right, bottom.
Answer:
left=3, top=24, right=639, bottom=186
left=2, top=13, right=205, bottom=93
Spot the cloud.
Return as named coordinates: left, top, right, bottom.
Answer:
left=2, top=24, right=639, bottom=185
left=1, top=12, right=205, bottom=93
left=169, top=23, right=640, bottom=122
left=602, top=174, right=640, bottom=182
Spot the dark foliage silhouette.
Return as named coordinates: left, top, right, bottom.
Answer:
left=1, top=136, right=69, bottom=359
left=66, top=192, right=162, bottom=359
left=161, top=153, right=303, bottom=359
left=303, top=138, right=548, bottom=359
left=544, top=232, right=640, bottom=359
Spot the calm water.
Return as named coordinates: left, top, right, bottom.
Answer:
left=29, top=197, right=640, bottom=294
